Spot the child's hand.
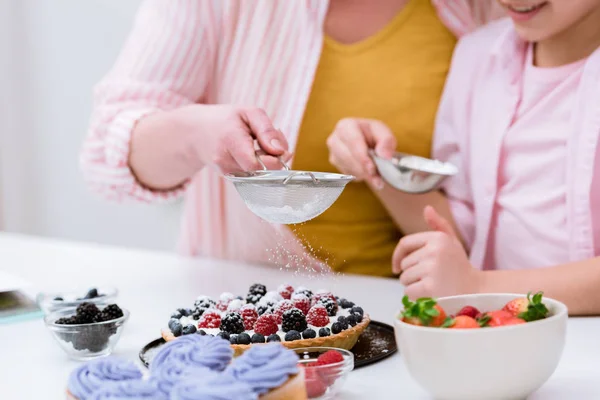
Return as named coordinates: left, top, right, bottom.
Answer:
left=326, top=118, right=397, bottom=189
left=392, top=206, right=481, bottom=299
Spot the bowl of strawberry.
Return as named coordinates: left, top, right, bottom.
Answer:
left=394, top=292, right=567, bottom=400
left=295, top=347, right=353, bottom=399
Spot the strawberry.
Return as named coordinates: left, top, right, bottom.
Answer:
left=277, top=284, right=294, bottom=300
left=481, top=310, right=513, bottom=327
left=456, top=305, right=480, bottom=319
left=504, top=317, right=526, bottom=326
left=253, top=314, right=278, bottom=336
left=303, top=365, right=328, bottom=398
left=273, top=300, right=295, bottom=324
left=197, top=310, right=221, bottom=329
left=503, top=291, right=549, bottom=322
left=293, top=296, right=311, bottom=315
left=400, top=296, right=447, bottom=327
left=442, top=315, right=480, bottom=329
left=240, top=304, right=258, bottom=330
left=306, top=304, right=329, bottom=327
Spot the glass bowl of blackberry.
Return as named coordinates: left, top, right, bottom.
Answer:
left=295, top=347, right=354, bottom=399
left=44, top=302, right=129, bottom=360
left=37, top=286, right=118, bottom=315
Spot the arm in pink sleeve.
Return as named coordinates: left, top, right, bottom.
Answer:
left=80, top=0, right=218, bottom=203
left=432, top=39, right=476, bottom=249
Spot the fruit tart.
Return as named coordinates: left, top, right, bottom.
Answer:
left=162, top=283, right=370, bottom=356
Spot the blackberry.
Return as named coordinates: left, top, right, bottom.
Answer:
left=295, top=289, right=313, bottom=299
left=229, top=334, right=238, bottom=344
left=248, top=283, right=267, bottom=296
left=220, top=312, right=245, bottom=334
left=70, top=325, right=111, bottom=352
left=284, top=330, right=301, bottom=341
left=331, top=322, right=343, bottom=334
left=246, top=293, right=263, bottom=305
left=339, top=299, right=355, bottom=309
left=281, top=309, right=308, bottom=332
left=171, top=311, right=182, bottom=319
left=217, top=331, right=231, bottom=341
left=171, top=321, right=183, bottom=337
left=182, top=324, right=197, bottom=335
left=53, top=297, right=63, bottom=301
left=302, top=328, right=316, bottom=339
left=318, top=327, right=331, bottom=337
left=197, top=330, right=207, bottom=336
left=251, top=333, right=265, bottom=343
left=237, top=333, right=251, bottom=345
left=318, top=298, right=338, bottom=317
left=191, top=308, right=205, bottom=320
left=83, top=288, right=99, bottom=299
left=76, top=303, right=101, bottom=323
left=257, top=301, right=275, bottom=316
left=350, top=306, right=364, bottom=317
left=56, top=316, right=79, bottom=325
left=267, top=334, right=281, bottom=342
left=346, top=314, right=358, bottom=327
left=194, top=297, right=216, bottom=310
left=178, top=308, right=192, bottom=317
left=101, top=304, right=124, bottom=321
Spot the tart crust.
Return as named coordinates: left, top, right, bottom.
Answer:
left=162, top=314, right=370, bottom=357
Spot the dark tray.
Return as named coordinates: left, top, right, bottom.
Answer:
left=139, top=320, right=396, bottom=369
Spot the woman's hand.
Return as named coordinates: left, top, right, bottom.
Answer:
left=392, top=206, right=481, bottom=299
left=326, top=118, right=397, bottom=188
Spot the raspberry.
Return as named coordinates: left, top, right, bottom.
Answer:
left=227, top=299, right=245, bottom=312
left=311, top=291, right=336, bottom=307
left=282, top=308, right=308, bottom=332
left=263, top=291, right=283, bottom=303
left=240, top=305, right=258, bottom=330
left=306, top=304, right=329, bottom=327
left=254, top=314, right=278, bottom=336
left=220, top=312, right=245, bottom=334
left=304, top=367, right=327, bottom=398
left=318, top=298, right=338, bottom=317
left=277, top=284, right=294, bottom=300
left=316, top=350, right=344, bottom=366
left=293, top=296, right=310, bottom=315
left=216, top=292, right=235, bottom=311
left=273, top=300, right=295, bottom=324
left=197, top=310, right=222, bottom=329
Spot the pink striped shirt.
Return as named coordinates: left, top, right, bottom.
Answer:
left=80, top=0, right=503, bottom=266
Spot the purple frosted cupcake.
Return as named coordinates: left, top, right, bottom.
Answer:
left=66, top=357, right=143, bottom=400
left=151, top=334, right=233, bottom=373
left=88, top=380, right=166, bottom=400
left=170, top=374, right=256, bottom=400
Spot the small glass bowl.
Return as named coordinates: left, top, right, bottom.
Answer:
left=44, top=306, right=129, bottom=360
left=294, top=347, right=354, bottom=400
left=37, top=286, right=118, bottom=315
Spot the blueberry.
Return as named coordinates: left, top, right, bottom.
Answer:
left=350, top=306, right=364, bottom=317
left=217, top=331, right=231, bottom=341
left=168, top=318, right=181, bottom=332
left=339, top=299, right=355, bottom=309
left=171, top=322, right=183, bottom=337
left=171, top=311, right=182, bottom=319
left=318, top=327, right=331, bottom=337
left=84, top=288, right=99, bottom=299
left=354, top=313, right=363, bottom=323
left=197, top=330, right=207, bottom=336
left=237, top=333, right=251, bottom=345
left=346, top=314, right=358, bottom=326
left=331, top=322, right=343, bottom=334
left=53, top=297, right=63, bottom=301
left=284, top=330, right=301, bottom=341
left=267, top=334, right=281, bottom=342
left=182, top=324, right=197, bottom=335
left=178, top=308, right=192, bottom=317
left=229, top=334, right=238, bottom=344
left=251, top=333, right=265, bottom=343
left=302, top=328, right=316, bottom=339
left=337, top=316, right=347, bottom=324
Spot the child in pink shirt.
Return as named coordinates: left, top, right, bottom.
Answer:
left=328, top=0, right=600, bottom=314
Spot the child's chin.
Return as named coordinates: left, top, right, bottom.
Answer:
left=512, top=24, right=553, bottom=43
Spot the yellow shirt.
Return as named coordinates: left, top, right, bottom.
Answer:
left=292, top=0, right=457, bottom=277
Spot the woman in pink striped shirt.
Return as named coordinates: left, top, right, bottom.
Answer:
left=81, top=1, right=502, bottom=274
left=330, top=0, right=600, bottom=314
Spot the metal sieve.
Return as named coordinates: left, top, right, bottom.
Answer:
left=225, top=150, right=354, bottom=224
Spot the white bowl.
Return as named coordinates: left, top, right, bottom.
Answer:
left=394, top=293, right=568, bottom=400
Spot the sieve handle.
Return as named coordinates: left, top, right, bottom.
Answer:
left=282, top=171, right=320, bottom=185
left=255, top=149, right=290, bottom=171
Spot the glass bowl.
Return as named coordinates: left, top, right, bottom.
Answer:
left=294, top=347, right=354, bottom=400
left=37, top=286, right=118, bottom=315
left=44, top=306, right=129, bottom=360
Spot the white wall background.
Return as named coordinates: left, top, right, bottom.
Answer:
left=0, top=0, right=182, bottom=251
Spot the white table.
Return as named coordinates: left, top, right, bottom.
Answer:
left=0, top=233, right=599, bottom=399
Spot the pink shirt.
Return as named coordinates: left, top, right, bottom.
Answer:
left=433, top=19, right=600, bottom=270
left=80, top=1, right=504, bottom=266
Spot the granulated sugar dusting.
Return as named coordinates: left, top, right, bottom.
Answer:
left=398, top=156, right=457, bottom=175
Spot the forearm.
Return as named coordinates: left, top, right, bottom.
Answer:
left=476, top=258, right=600, bottom=315
left=129, top=108, right=204, bottom=191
